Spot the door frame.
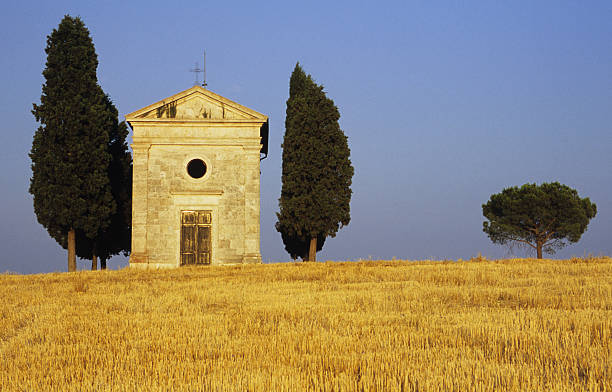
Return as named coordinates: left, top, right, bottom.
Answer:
left=171, top=191, right=222, bottom=266
left=180, top=210, right=212, bottom=265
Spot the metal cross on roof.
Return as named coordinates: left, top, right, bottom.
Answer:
left=189, top=52, right=208, bottom=88
left=190, top=62, right=203, bottom=86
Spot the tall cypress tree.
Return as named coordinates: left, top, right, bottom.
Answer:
left=74, top=94, right=132, bottom=270
left=96, top=95, right=132, bottom=270
left=30, top=15, right=115, bottom=272
left=276, top=64, right=353, bottom=261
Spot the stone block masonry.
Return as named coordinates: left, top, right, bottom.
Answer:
left=126, top=86, right=268, bottom=268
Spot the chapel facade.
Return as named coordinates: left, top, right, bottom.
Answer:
left=126, top=86, right=268, bottom=268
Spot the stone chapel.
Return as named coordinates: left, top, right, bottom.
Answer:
left=125, top=86, right=268, bottom=268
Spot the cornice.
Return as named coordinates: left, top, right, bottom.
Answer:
left=127, top=118, right=267, bottom=127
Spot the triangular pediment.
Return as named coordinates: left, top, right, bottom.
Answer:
left=126, top=86, right=267, bottom=122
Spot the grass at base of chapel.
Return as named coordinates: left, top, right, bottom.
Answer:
left=0, top=257, right=610, bottom=391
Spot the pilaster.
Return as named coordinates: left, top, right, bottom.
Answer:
left=130, top=143, right=150, bottom=264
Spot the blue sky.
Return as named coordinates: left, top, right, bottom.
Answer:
left=1, top=1, right=610, bottom=273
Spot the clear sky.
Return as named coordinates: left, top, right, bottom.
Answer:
left=1, top=1, right=610, bottom=273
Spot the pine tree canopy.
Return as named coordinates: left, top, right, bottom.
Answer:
left=30, top=15, right=120, bottom=267
left=276, top=63, right=353, bottom=260
left=482, top=182, right=597, bottom=258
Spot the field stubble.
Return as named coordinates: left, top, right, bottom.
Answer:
left=0, top=257, right=610, bottom=391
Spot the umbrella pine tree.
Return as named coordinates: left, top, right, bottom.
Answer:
left=483, top=182, right=597, bottom=258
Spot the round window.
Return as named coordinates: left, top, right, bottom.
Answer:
left=187, top=159, right=207, bottom=179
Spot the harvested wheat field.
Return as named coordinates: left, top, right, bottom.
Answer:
left=0, top=257, right=610, bottom=391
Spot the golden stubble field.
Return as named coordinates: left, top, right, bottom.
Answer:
left=0, top=257, right=610, bottom=391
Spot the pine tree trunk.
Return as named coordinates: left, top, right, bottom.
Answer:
left=309, top=237, right=317, bottom=262
left=91, top=253, right=97, bottom=270
left=68, top=229, right=76, bottom=272
left=536, top=241, right=543, bottom=259
left=101, top=258, right=107, bottom=270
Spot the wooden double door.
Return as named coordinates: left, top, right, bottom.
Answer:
left=180, top=210, right=212, bottom=265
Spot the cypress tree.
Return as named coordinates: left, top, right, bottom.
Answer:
left=74, top=94, right=132, bottom=270
left=30, top=15, right=115, bottom=272
left=276, top=64, right=353, bottom=261
left=96, top=96, right=132, bottom=270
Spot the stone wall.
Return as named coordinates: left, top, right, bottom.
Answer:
left=127, top=86, right=267, bottom=268
left=129, top=122, right=263, bottom=268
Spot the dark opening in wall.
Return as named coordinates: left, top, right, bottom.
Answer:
left=187, top=159, right=207, bottom=179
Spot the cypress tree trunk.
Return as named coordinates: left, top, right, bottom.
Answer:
left=91, top=253, right=97, bottom=270
left=101, top=258, right=107, bottom=270
left=309, top=237, right=317, bottom=262
left=68, top=229, right=76, bottom=272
